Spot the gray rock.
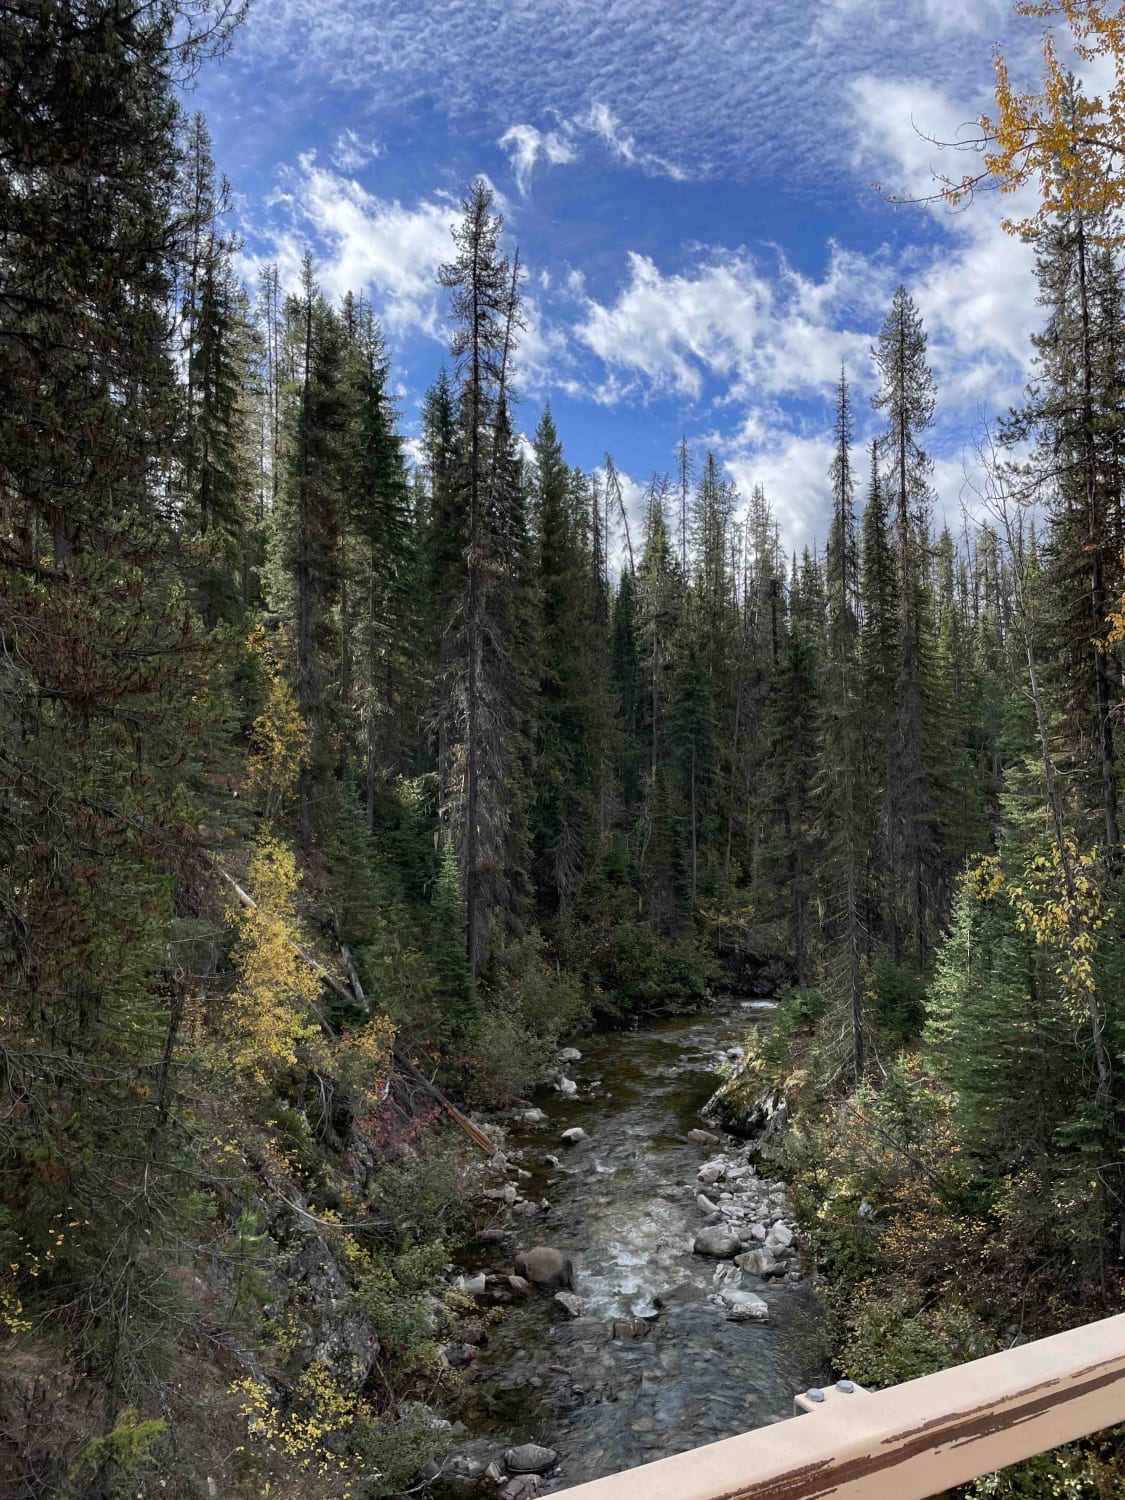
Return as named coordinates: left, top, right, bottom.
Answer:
left=766, top=1222, right=794, bottom=1251
left=521, top=1108, right=549, bottom=1125
left=697, top=1161, right=726, bottom=1185
left=561, top=1127, right=587, bottom=1145
left=556, top=1077, right=578, bottom=1098
left=554, top=1291, right=583, bottom=1318
left=734, top=1248, right=776, bottom=1277
left=501, top=1478, right=544, bottom=1500
left=514, top=1246, right=577, bottom=1291
left=544, top=1154, right=560, bottom=1168
left=557, top=1047, right=583, bottom=1063
left=504, top=1444, right=558, bottom=1475
left=748, top=1222, right=768, bottom=1242
left=611, top=1315, right=650, bottom=1340
left=693, top=1226, right=742, bottom=1259
left=722, top=1288, right=769, bottom=1322
left=688, top=1128, right=721, bottom=1145
left=696, top=1192, right=721, bottom=1215
left=459, top=1273, right=487, bottom=1296
left=508, top=1275, right=533, bottom=1296
left=443, top=1342, right=477, bottom=1368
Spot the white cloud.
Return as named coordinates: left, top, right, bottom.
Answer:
left=237, top=0, right=1028, bottom=185
left=243, top=154, right=459, bottom=340
left=498, top=121, right=577, bottom=197
left=575, top=244, right=884, bottom=404
left=497, top=101, right=687, bottom=196
left=578, top=101, right=688, bottom=181
left=331, top=128, right=383, bottom=172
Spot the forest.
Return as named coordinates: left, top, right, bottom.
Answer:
left=4, top=0, right=1125, bottom=1495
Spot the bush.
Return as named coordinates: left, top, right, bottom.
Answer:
left=840, top=1290, right=992, bottom=1388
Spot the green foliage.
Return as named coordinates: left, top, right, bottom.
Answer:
left=72, top=1408, right=167, bottom=1494
left=870, top=953, right=926, bottom=1046
left=840, top=1292, right=992, bottom=1389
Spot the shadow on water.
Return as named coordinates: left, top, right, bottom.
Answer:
left=453, top=1002, right=828, bottom=1491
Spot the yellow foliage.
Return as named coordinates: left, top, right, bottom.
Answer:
left=246, top=626, right=307, bottom=818
left=232, top=1364, right=371, bottom=1491
left=972, top=2, right=1125, bottom=237
left=1000, top=836, right=1104, bottom=1008
left=226, top=834, right=322, bottom=1080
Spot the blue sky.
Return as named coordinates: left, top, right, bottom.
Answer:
left=187, top=0, right=1061, bottom=552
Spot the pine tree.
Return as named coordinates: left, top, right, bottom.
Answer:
left=821, top=367, right=867, bottom=1080
left=872, top=286, right=938, bottom=958
left=436, top=181, right=526, bottom=975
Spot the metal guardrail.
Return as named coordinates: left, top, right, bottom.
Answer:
left=551, top=1312, right=1125, bottom=1500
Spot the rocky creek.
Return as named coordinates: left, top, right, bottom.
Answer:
left=438, top=1000, right=827, bottom=1495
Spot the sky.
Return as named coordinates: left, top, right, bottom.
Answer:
left=187, top=0, right=1066, bottom=553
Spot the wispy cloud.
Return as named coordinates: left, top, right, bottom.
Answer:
left=497, top=100, right=688, bottom=197
left=331, top=128, right=383, bottom=172
left=498, top=120, right=577, bottom=196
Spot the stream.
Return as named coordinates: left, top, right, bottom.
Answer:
left=450, top=999, right=828, bottom=1492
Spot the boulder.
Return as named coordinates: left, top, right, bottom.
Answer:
left=544, top=1154, right=560, bottom=1168
left=442, top=1343, right=478, bottom=1368
left=521, top=1108, right=549, bottom=1125
left=688, top=1128, right=721, bottom=1146
left=458, top=1273, right=487, bottom=1296
left=748, top=1222, right=768, bottom=1242
left=766, top=1222, right=794, bottom=1252
left=722, top=1288, right=769, bottom=1323
left=554, top=1291, right=583, bottom=1318
left=556, top=1077, right=578, bottom=1098
left=513, top=1246, right=577, bottom=1291
left=693, top=1226, right=742, bottom=1259
left=734, top=1248, right=776, bottom=1277
left=557, top=1046, right=583, bottom=1063
left=561, top=1127, right=587, bottom=1145
left=504, top=1445, right=558, bottom=1475
left=698, top=1161, right=726, bottom=1185
left=696, top=1192, right=721, bottom=1216
left=508, top=1275, right=533, bottom=1297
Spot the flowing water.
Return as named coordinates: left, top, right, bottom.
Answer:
left=453, top=1001, right=828, bottom=1491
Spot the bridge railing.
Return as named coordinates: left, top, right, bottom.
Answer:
left=551, top=1311, right=1125, bottom=1500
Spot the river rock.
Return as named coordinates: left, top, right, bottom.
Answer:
left=561, top=1127, right=587, bottom=1145
left=501, top=1478, right=544, bottom=1500
left=735, top=1248, right=776, bottom=1277
left=557, top=1047, right=583, bottom=1063
left=521, top=1108, right=549, bottom=1125
left=554, top=1291, right=583, bottom=1318
left=458, top=1273, right=487, bottom=1296
left=766, top=1222, right=794, bottom=1251
left=688, top=1128, right=720, bottom=1145
left=508, top=1275, right=533, bottom=1297
left=505, top=1445, right=558, bottom=1475
left=556, top=1077, right=578, bottom=1098
left=698, top=1161, right=726, bottom=1185
left=693, top=1226, right=742, bottom=1259
left=612, top=1315, right=651, bottom=1340
left=514, top=1246, right=577, bottom=1290
left=722, top=1289, right=769, bottom=1322
left=696, top=1192, right=721, bottom=1216
left=748, top=1222, right=767, bottom=1242
left=544, top=1154, right=560, bottom=1168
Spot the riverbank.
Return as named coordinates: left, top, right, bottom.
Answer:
left=428, top=1000, right=827, bottom=1495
